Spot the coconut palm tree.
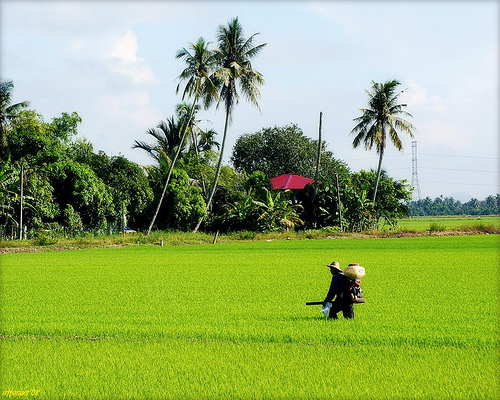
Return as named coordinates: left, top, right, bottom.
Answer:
left=193, top=17, right=266, bottom=232
left=176, top=103, right=201, bottom=152
left=144, top=37, right=218, bottom=235
left=176, top=102, right=216, bottom=198
left=133, top=116, right=183, bottom=163
left=0, top=79, right=30, bottom=160
left=351, top=79, right=416, bottom=203
left=175, top=103, right=220, bottom=154
left=193, top=127, right=220, bottom=154
left=176, top=38, right=219, bottom=110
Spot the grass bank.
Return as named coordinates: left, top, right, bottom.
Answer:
left=1, top=215, right=499, bottom=253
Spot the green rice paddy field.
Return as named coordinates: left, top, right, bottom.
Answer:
left=395, top=215, right=499, bottom=232
left=1, top=235, right=499, bottom=399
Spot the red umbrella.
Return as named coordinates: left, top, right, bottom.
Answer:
left=270, top=174, right=318, bottom=190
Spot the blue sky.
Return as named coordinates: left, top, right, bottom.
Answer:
left=1, top=0, right=498, bottom=201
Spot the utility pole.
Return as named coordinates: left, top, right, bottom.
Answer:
left=313, top=112, right=322, bottom=197
left=122, top=200, right=125, bottom=237
left=19, top=164, right=24, bottom=240
left=335, top=173, right=343, bottom=232
left=311, top=112, right=323, bottom=229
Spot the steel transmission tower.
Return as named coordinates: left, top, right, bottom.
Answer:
left=411, top=141, right=422, bottom=200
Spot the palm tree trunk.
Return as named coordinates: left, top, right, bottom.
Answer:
left=190, top=129, right=208, bottom=198
left=372, top=125, right=386, bottom=204
left=19, top=164, right=23, bottom=240
left=146, top=98, right=198, bottom=235
left=193, top=107, right=231, bottom=233
left=372, top=150, right=384, bottom=203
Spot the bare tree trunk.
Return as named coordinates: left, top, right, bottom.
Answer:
left=19, top=164, right=23, bottom=240
left=372, top=150, right=384, bottom=203
left=372, top=128, right=386, bottom=204
left=122, top=200, right=125, bottom=237
left=190, top=128, right=208, bottom=198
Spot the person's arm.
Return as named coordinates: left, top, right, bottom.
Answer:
left=323, top=275, right=338, bottom=303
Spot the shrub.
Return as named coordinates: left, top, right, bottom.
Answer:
left=429, top=222, right=446, bottom=232
left=34, top=233, right=58, bottom=246
left=229, top=231, right=257, bottom=240
left=475, top=223, right=497, bottom=233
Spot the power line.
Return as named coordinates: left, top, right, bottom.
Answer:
left=419, top=167, right=499, bottom=173
left=387, top=166, right=498, bottom=172
left=345, top=153, right=499, bottom=163
left=421, top=181, right=499, bottom=187
left=343, top=156, right=379, bottom=161
left=344, top=154, right=409, bottom=162
left=419, top=153, right=500, bottom=160
left=386, top=166, right=498, bottom=173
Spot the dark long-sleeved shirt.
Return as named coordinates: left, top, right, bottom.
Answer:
left=324, top=272, right=350, bottom=302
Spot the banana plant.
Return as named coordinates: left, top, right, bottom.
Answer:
left=253, top=189, right=303, bottom=232
left=0, top=157, right=18, bottom=225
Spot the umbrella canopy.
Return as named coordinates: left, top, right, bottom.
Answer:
left=270, top=174, right=318, bottom=190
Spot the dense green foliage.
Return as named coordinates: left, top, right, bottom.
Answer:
left=1, top=236, right=498, bottom=399
left=295, top=170, right=412, bottom=231
left=409, top=194, right=499, bottom=216
left=148, top=168, right=206, bottom=231
left=231, top=124, right=350, bottom=183
left=0, top=108, right=155, bottom=234
left=0, top=90, right=415, bottom=236
left=46, top=160, right=113, bottom=229
left=92, top=155, right=154, bottom=229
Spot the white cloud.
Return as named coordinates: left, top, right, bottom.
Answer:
left=402, top=80, right=446, bottom=114
left=106, top=30, right=160, bottom=86
left=109, top=30, right=139, bottom=63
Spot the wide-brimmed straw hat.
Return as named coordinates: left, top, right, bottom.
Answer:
left=325, top=261, right=342, bottom=272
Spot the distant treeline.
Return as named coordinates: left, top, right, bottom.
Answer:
left=408, top=195, right=499, bottom=216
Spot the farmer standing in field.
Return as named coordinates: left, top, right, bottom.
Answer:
left=322, top=261, right=354, bottom=319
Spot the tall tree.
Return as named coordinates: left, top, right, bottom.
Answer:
left=0, top=79, right=30, bottom=160
left=177, top=103, right=220, bottom=154
left=176, top=102, right=218, bottom=198
left=133, top=116, right=183, bottom=163
left=194, top=17, right=266, bottom=232
left=351, top=79, right=416, bottom=202
left=231, top=124, right=350, bottom=183
left=176, top=103, right=220, bottom=154
left=145, top=37, right=218, bottom=234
